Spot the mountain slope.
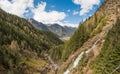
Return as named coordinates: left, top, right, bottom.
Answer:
left=48, top=0, right=120, bottom=74
left=92, top=17, right=120, bottom=74
left=48, top=24, right=76, bottom=38
left=28, top=18, right=76, bottom=38
left=28, top=18, right=49, bottom=31
left=0, top=9, right=63, bottom=74
left=52, top=0, right=119, bottom=61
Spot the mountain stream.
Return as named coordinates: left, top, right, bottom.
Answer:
left=64, top=39, right=101, bottom=74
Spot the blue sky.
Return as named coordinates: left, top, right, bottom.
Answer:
left=0, top=0, right=104, bottom=27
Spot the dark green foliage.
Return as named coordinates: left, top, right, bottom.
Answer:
left=61, top=24, right=90, bottom=61
left=0, top=9, right=63, bottom=73
left=92, top=18, right=120, bottom=74
left=0, top=9, right=63, bottom=53
left=49, top=45, right=63, bottom=62
left=60, top=13, right=107, bottom=61
left=0, top=46, right=24, bottom=74
left=78, top=53, right=87, bottom=74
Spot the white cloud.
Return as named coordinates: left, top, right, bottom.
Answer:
left=33, top=2, right=66, bottom=25
left=73, top=10, right=79, bottom=15
left=67, top=9, right=71, bottom=12
left=0, top=0, right=33, bottom=17
left=55, top=21, right=78, bottom=27
left=0, top=0, right=77, bottom=27
left=72, top=0, right=100, bottom=15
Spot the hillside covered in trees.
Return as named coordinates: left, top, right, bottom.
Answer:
left=0, top=9, right=63, bottom=74
left=92, top=16, right=120, bottom=74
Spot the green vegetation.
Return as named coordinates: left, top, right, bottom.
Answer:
left=61, top=24, right=89, bottom=61
left=92, top=18, right=120, bottom=74
left=50, top=0, right=120, bottom=74
left=78, top=53, right=87, bottom=74
left=62, top=13, right=108, bottom=61
left=49, top=45, right=63, bottom=62
left=61, top=14, right=107, bottom=60
left=49, top=11, right=108, bottom=62
left=0, top=9, right=63, bottom=73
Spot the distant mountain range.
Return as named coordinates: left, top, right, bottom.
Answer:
left=28, top=18, right=76, bottom=38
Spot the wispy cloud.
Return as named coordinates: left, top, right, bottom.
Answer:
left=0, top=0, right=75, bottom=27
left=73, top=10, right=79, bottom=15
left=1, top=0, right=99, bottom=27
left=72, top=0, right=100, bottom=15
left=0, top=0, right=33, bottom=17
left=67, top=9, right=71, bottom=12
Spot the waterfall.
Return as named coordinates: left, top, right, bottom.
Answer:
left=63, top=39, right=100, bottom=74
left=64, top=52, right=84, bottom=74
left=86, top=39, right=101, bottom=54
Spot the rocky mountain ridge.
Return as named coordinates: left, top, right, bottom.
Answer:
left=28, top=18, right=76, bottom=38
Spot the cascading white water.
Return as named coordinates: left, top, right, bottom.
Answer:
left=63, top=39, right=101, bottom=74
left=64, top=52, right=84, bottom=74
left=85, top=39, right=101, bottom=54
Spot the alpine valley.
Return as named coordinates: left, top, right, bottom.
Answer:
left=0, top=0, right=120, bottom=74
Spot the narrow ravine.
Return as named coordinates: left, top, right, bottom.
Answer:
left=63, top=39, right=101, bottom=74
